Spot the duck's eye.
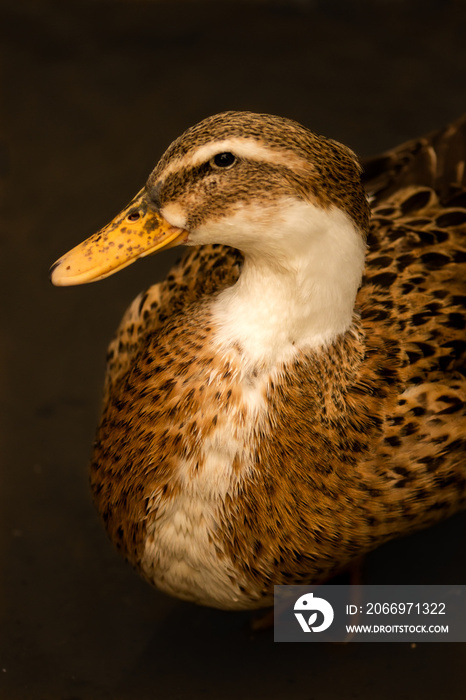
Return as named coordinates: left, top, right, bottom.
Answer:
left=212, top=152, right=236, bottom=169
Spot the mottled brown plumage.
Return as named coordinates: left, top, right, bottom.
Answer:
left=52, top=112, right=466, bottom=609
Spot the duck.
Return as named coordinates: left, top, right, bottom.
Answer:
left=50, top=111, right=466, bottom=610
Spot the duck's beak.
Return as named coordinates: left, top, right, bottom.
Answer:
left=50, top=188, right=188, bottom=286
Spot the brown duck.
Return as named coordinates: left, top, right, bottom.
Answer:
left=51, top=111, right=466, bottom=609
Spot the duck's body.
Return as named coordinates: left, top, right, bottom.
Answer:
left=52, top=112, right=466, bottom=609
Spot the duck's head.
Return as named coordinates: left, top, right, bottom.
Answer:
left=50, top=111, right=369, bottom=286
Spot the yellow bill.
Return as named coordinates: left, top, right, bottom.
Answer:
left=50, top=188, right=188, bottom=286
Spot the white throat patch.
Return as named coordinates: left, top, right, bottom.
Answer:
left=207, top=199, right=366, bottom=367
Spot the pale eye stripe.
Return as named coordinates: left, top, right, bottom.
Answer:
left=159, top=138, right=310, bottom=180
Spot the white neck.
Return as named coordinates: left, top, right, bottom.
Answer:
left=208, top=200, right=366, bottom=368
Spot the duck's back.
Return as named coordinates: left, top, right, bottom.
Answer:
left=359, top=116, right=466, bottom=427
left=352, top=116, right=466, bottom=545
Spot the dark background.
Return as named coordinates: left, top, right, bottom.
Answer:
left=2, top=1, right=466, bottom=698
